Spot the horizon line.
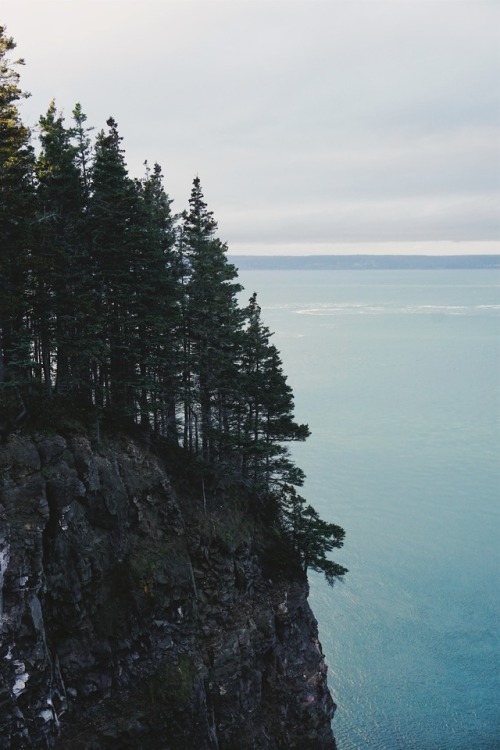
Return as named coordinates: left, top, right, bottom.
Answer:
left=227, top=241, right=500, bottom=256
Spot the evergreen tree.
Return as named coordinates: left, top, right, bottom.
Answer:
left=71, top=102, right=93, bottom=202
left=88, top=117, right=140, bottom=414
left=67, top=103, right=99, bottom=404
left=0, top=26, right=35, bottom=412
left=239, top=293, right=309, bottom=494
left=279, top=484, right=348, bottom=586
left=33, top=100, right=87, bottom=396
left=134, top=162, right=180, bottom=436
left=180, top=177, right=243, bottom=460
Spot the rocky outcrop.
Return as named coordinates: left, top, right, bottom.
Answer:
left=0, top=431, right=336, bottom=749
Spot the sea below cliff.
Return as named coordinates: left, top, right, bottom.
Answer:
left=236, top=267, right=500, bottom=750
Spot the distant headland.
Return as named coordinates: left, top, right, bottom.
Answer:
left=229, top=255, right=500, bottom=271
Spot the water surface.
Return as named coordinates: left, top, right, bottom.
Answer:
left=237, top=269, right=500, bottom=750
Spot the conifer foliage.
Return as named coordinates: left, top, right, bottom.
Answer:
left=0, top=26, right=34, bottom=411
left=0, top=26, right=346, bottom=584
left=279, top=485, right=348, bottom=586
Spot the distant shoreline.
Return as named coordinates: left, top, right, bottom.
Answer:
left=229, top=255, right=500, bottom=271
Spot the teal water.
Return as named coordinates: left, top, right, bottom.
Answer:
left=237, top=269, right=500, bottom=750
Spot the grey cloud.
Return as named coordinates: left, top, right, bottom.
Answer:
left=3, top=0, right=499, bottom=252
left=218, top=192, right=499, bottom=244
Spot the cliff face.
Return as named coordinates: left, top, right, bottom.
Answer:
left=0, top=431, right=336, bottom=749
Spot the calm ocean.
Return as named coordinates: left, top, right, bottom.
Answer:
left=237, top=269, right=500, bottom=750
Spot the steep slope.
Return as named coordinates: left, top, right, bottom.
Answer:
left=0, top=430, right=337, bottom=749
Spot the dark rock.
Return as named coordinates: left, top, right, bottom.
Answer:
left=0, top=431, right=338, bottom=749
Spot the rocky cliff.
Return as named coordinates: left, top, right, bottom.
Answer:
left=0, top=430, right=337, bottom=749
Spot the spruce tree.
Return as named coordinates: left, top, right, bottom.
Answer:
left=134, top=162, right=180, bottom=436
left=72, top=102, right=93, bottom=203
left=88, top=117, right=140, bottom=415
left=68, top=104, right=99, bottom=405
left=279, top=484, right=348, bottom=586
left=0, top=27, right=34, bottom=401
left=239, top=293, right=309, bottom=494
left=180, top=177, right=243, bottom=460
left=34, top=100, right=87, bottom=397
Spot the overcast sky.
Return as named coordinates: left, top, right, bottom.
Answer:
left=2, top=0, right=499, bottom=255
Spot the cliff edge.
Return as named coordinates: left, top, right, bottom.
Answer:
left=0, top=430, right=336, bottom=749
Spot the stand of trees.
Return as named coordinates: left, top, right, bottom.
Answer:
left=0, top=26, right=346, bottom=585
